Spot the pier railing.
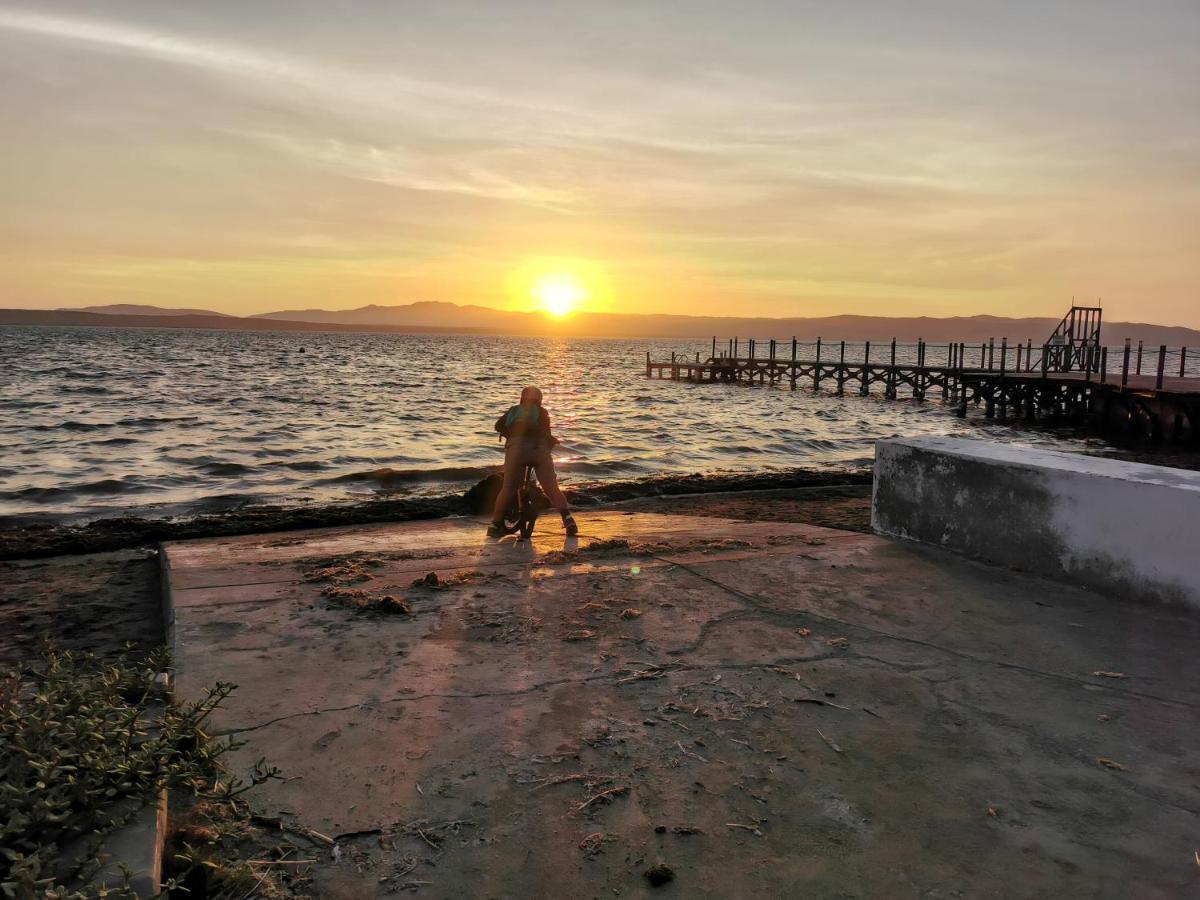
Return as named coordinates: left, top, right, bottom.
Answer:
left=643, top=334, right=1198, bottom=443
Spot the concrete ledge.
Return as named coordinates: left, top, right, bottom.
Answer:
left=872, top=437, right=1200, bottom=607
left=63, top=789, right=166, bottom=897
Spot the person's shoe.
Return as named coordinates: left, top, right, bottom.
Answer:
left=562, top=514, right=578, bottom=537
left=486, top=521, right=505, bottom=538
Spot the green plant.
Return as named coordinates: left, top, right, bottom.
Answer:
left=0, top=645, right=236, bottom=898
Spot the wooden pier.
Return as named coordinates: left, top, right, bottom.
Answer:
left=644, top=307, right=1199, bottom=444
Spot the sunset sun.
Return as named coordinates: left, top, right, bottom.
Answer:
left=532, top=272, right=588, bottom=318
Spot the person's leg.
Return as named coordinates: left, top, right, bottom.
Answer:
left=533, top=456, right=569, bottom=512
left=533, top=455, right=577, bottom=534
left=489, top=449, right=524, bottom=527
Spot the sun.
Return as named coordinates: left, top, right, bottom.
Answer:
left=532, top=272, right=588, bottom=318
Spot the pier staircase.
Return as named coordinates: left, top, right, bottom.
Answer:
left=1037, top=305, right=1102, bottom=373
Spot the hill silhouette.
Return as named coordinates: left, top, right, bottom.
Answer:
left=6, top=302, right=1199, bottom=345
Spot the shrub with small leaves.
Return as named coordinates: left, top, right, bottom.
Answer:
left=0, top=645, right=236, bottom=898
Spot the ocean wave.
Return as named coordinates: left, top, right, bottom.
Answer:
left=32, top=420, right=114, bottom=432
left=116, top=415, right=200, bottom=427
left=324, top=465, right=494, bottom=487
left=4, top=477, right=147, bottom=503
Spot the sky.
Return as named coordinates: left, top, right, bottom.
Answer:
left=1, top=1, right=1198, bottom=325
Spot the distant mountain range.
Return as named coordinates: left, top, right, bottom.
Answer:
left=62, top=303, right=235, bottom=317
left=2, top=302, right=1196, bottom=345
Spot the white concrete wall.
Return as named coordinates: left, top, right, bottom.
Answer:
left=872, top=437, right=1200, bottom=607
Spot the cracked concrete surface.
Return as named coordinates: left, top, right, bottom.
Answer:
left=164, top=512, right=1200, bottom=899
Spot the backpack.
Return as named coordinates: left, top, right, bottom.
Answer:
left=496, top=404, right=541, bottom=438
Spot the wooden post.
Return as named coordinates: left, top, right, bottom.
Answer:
left=1121, top=339, right=1130, bottom=388
left=1041, top=344, right=1048, bottom=380
left=790, top=337, right=797, bottom=391
left=1000, top=338, right=1007, bottom=376
left=837, top=341, right=846, bottom=394
left=1016, top=342, right=1023, bottom=372
left=1100, top=346, right=1108, bottom=383
left=988, top=338, right=995, bottom=370
left=814, top=337, right=822, bottom=390
left=1156, top=345, right=1166, bottom=390
left=1181, top=347, right=1188, bottom=378
left=915, top=338, right=925, bottom=398
left=1136, top=340, right=1143, bottom=375
left=646, top=351, right=651, bottom=378
left=980, top=342, right=986, bottom=369
left=769, top=339, right=776, bottom=361
left=888, top=338, right=896, bottom=398
left=712, top=336, right=717, bottom=360
left=861, top=341, right=871, bottom=395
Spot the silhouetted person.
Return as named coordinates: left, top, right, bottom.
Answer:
left=488, top=386, right=577, bottom=537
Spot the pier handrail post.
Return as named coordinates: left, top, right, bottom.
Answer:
left=646, top=351, right=651, bottom=378
left=1000, top=338, right=1007, bottom=376
left=980, top=342, right=986, bottom=369
left=837, top=340, right=846, bottom=394
left=1016, top=342, right=1023, bottom=372
left=890, top=337, right=896, bottom=366
left=814, top=337, right=822, bottom=391
left=1025, top=339, right=1032, bottom=371
left=791, top=337, right=797, bottom=362
left=917, top=338, right=926, bottom=398
left=862, top=341, right=871, bottom=395
left=988, top=337, right=995, bottom=371
left=1136, top=340, right=1143, bottom=375
left=1083, top=338, right=1092, bottom=382
left=749, top=339, right=754, bottom=360
left=769, top=339, right=775, bottom=361
left=1181, top=346, right=1188, bottom=378
left=712, top=336, right=717, bottom=361
left=1100, top=346, right=1108, bottom=383
left=1121, top=339, right=1130, bottom=387
left=1156, top=345, right=1166, bottom=391
left=790, top=336, right=798, bottom=390
left=734, top=337, right=739, bottom=358
left=1041, top=344, right=1048, bottom=380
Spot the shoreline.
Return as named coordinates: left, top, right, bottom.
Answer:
left=3, top=438, right=1196, bottom=561
left=0, top=467, right=871, bottom=560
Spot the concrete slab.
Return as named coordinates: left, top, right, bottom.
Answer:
left=164, top=511, right=1200, bottom=899
left=873, top=436, right=1200, bottom=607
